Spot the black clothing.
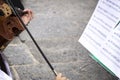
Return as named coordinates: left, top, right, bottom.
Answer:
left=12, top=0, right=24, bottom=10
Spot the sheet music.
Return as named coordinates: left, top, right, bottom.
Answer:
left=79, top=0, right=120, bottom=78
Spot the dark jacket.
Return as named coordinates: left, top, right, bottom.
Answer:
left=12, top=0, right=24, bottom=10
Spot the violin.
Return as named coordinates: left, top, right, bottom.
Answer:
left=0, top=0, right=25, bottom=51
left=0, top=0, right=58, bottom=77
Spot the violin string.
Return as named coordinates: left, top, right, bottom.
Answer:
left=6, top=0, right=57, bottom=76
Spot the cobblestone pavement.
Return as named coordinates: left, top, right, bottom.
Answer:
left=3, top=0, right=119, bottom=80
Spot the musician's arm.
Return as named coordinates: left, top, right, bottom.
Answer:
left=11, top=0, right=33, bottom=25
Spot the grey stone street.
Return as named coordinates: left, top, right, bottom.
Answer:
left=3, top=0, right=119, bottom=80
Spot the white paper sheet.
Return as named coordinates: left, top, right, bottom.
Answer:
left=79, top=0, right=120, bottom=78
left=0, top=70, right=12, bottom=80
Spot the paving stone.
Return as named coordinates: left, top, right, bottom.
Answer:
left=23, top=37, right=88, bottom=63
left=53, top=62, right=117, bottom=80
left=4, top=43, right=38, bottom=66
left=14, top=62, right=118, bottom=80
left=10, top=67, right=21, bottom=80
left=19, top=0, right=98, bottom=41
left=14, top=64, right=55, bottom=80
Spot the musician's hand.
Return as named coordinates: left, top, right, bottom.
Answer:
left=55, top=73, right=69, bottom=80
left=21, top=9, right=33, bottom=25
